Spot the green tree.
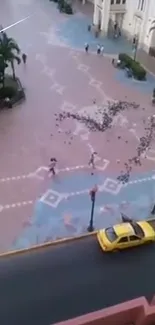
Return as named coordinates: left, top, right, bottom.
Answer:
left=0, top=54, right=8, bottom=88
left=0, top=32, right=21, bottom=80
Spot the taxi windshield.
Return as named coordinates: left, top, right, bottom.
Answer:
left=105, top=227, right=118, bottom=242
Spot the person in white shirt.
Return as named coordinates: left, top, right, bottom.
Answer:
left=88, top=152, right=97, bottom=169
left=101, top=45, right=104, bottom=55
left=85, top=43, right=89, bottom=53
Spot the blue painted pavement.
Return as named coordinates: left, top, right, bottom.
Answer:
left=55, top=12, right=155, bottom=93
left=115, top=69, right=155, bottom=94
left=56, top=13, right=132, bottom=54
left=12, top=170, right=155, bottom=250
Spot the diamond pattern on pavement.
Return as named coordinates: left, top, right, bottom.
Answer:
left=100, top=178, right=123, bottom=195
left=89, top=78, right=102, bottom=89
left=60, top=101, right=76, bottom=112
left=77, top=64, right=90, bottom=73
left=40, top=189, right=64, bottom=208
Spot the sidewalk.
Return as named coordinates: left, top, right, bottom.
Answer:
left=74, top=2, right=155, bottom=76
left=137, top=48, right=155, bottom=76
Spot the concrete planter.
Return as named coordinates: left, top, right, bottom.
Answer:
left=0, top=77, right=25, bottom=109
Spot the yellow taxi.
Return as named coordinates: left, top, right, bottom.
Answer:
left=97, top=219, right=155, bottom=252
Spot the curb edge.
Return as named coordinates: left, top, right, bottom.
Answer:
left=0, top=231, right=97, bottom=258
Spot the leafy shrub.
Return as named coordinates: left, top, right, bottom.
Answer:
left=0, top=86, right=16, bottom=99
left=58, top=0, right=64, bottom=11
left=118, top=53, right=146, bottom=80
left=132, top=61, right=146, bottom=80
left=119, top=53, right=131, bottom=68
left=58, top=0, right=73, bottom=14
left=63, top=2, right=73, bottom=14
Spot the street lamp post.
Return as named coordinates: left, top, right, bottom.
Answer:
left=87, top=185, right=98, bottom=232
left=133, top=38, right=139, bottom=61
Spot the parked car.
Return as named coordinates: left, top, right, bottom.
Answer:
left=97, top=218, right=155, bottom=252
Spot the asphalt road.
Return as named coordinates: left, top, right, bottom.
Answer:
left=0, top=236, right=155, bottom=325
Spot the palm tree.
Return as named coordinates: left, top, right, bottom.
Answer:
left=0, top=54, right=8, bottom=88
left=0, top=32, right=21, bottom=80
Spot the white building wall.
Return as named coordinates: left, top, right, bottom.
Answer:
left=93, top=0, right=110, bottom=34
left=122, top=0, right=138, bottom=37
left=93, top=0, right=155, bottom=52
left=121, top=0, right=155, bottom=50
left=101, top=0, right=111, bottom=33
left=143, top=0, right=155, bottom=50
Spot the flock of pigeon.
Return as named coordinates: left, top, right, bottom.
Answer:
left=54, top=100, right=155, bottom=184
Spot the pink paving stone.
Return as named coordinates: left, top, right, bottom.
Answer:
left=48, top=134, right=91, bottom=168
left=0, top=178, right=41, bottom=206
left=78, top=52, right=153, bottom=107
left=89, top=130, right=154, bottom=174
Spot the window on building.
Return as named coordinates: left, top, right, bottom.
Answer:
left=122, top=0, right=126, bottom=4
left=116, top=0, right=121, bottom=4
left=138, top=0, right=141, bottom=10
left=140, top=0, right=145, bottom=11
left=111, top=0, right=114, bottom=4
left=138, top=0, right=145, bottom=11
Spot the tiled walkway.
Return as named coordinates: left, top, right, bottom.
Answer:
left=56, top=12, right=132, bottom=54
left=137, top=48, right=155, bottom=76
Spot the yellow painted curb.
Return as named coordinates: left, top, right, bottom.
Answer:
left=0, top=231, right=97, bottom=258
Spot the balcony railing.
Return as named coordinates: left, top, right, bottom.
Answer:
left=110, top=3, right=126, bottom=13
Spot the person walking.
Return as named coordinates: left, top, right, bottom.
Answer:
left=95, top=30, right=99, bottom=38
left=85, top=43, right=89, bottom=53
left=88, top=25, right=91, bottom=32
left=97, top=44, right=101, bottom=55
left=112, top=58, right=115, bottom=65
left=49, top=158, right=57, bottom=175
left=88, top=152, right=97, bottom=169
left=101, top=45, right=104, bottom=55
left=22, top=53, right=27, bottom=64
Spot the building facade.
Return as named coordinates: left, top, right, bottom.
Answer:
left=93, top=0, right=155, bottom=54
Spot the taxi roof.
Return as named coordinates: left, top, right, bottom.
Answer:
left=113, top=223, right=135, bottom=237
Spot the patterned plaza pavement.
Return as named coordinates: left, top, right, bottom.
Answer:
left=1, top=0, right=155, bottom=253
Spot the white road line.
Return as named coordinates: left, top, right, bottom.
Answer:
left=58, top=165, right=87, bottom=172
left=0, top=174, right=32, bottom=183
left=0, top=175, right=154, bottom=213
left=124, top=176, right=154, bottom=186
left=65, top=175, right=155, bottom=199
left=69, top=189, right=90, bottom=197
left=0, top=166, right=86, bottom=183
left=0, top=200, right=33, bottom=212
